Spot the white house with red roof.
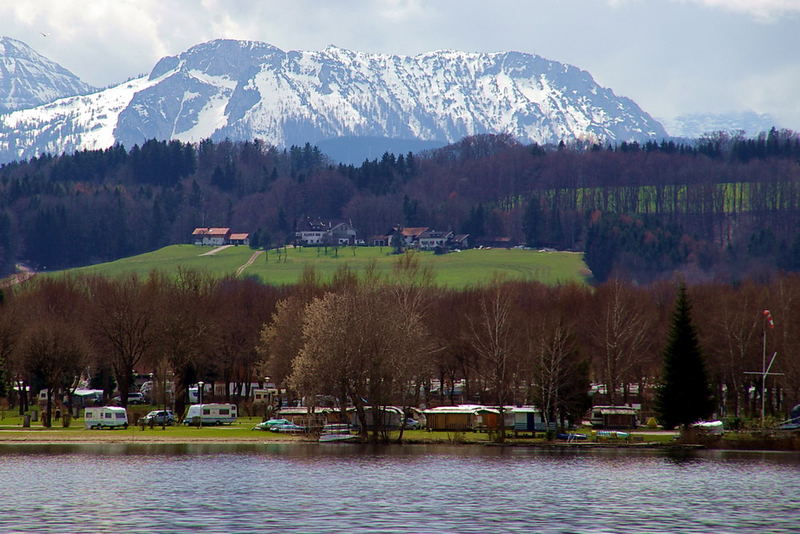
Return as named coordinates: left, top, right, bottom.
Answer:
left=192, top=227, right=250, bottom=246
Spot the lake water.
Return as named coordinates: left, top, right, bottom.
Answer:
left=0, top=443, right=798, bottom=533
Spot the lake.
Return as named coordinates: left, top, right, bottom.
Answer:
left=0, top=443, right=797, bottom=533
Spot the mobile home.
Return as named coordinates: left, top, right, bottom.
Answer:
left=590, top=405, right=639, bottom=429
left=84, top=406, right=128, bottom=429
left=184, top=403, right=238, bottom=425
left=512, top=406, right=556, bottom=432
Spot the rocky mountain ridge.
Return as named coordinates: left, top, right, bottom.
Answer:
left=0, top=38, right=668, bottom=163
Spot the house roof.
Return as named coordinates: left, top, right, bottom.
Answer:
left=419, top=230, right=453, bottom=239
left=400, top=227, right=428, bottom=237
left=192, top=227, right=230, bottom=236
left=593, top=405, right=638, bottom=414
left=207, top=227, right=231, bottom=236
left=230, top=233, right=249, bottom=240
left=424, top=404, right=536, bottom=415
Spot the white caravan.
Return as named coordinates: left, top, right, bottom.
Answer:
left=84, top=406, right=128, bottom=429
left=184, top=403, right=238, bottom=425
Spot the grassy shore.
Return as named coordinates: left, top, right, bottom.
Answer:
left=0, top=410, right=679, bottom=446
left=52, top=245, right=591, bottom=288
left=5, top=410, right=795, bottom=449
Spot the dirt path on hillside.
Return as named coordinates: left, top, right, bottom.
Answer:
left=199, top=245, right=232, bottom=256
left=236, top=250, right=264, bottom=277
left=0, top=263, right=36, bottom=288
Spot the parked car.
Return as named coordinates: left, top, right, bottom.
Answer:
left=404, top=418, right=421, bottom=430
left=140, top=410, right=176, bottom=426
left=112, top=392, right=146, bottom=405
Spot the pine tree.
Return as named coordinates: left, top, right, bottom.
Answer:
left=656, top=284, right=714, bottom=429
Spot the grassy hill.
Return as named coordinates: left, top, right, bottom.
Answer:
left=54, top=245, right=591, bottom=288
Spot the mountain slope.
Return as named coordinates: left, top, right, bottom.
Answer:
left=660, top=111, right=778, bottom=138
left=0, top=39, right=666, bottom=163
left=0, top=36, right=94, bottom=113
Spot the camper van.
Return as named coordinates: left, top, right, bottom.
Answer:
left=184, top=403, right=237, bottom=425
left=84, top=406, right=128, bottom=429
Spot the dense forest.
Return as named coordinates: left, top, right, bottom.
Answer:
left=1, top=268, right=798, bottom=434
left=0, top=128, right=799, bottom=282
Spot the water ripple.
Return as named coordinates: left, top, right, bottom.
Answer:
left=0, top=445, right=797, bottom=533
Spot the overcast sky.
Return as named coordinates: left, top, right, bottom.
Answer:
left=2, top=0, right=798, bottom=129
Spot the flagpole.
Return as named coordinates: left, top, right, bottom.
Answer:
left=745, top=310, right=782, bottom=428
left=762, top=318, right=766, bottom=426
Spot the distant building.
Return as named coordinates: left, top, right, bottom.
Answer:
left=384, top=226, right=470, bottom=251
left=450, top=234, right=470, bottom=249
left=192, top=227, right=231, bottom=246
left=295, top=218, right=357, bottom=246
left=418, top=230, right=453, bottom=250
left=192, top=227, right=249, bottom=246
left=229, top=233, right=250, bottom=246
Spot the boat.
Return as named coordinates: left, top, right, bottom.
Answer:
left=319, top=432, right=360, bottom=443
left=319, top=423, right=359, bottom=443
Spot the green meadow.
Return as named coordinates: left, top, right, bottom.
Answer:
left=55, top=245, right=591, bottom=288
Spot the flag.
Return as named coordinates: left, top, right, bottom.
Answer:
left=763, top=309, right=775, bottom=329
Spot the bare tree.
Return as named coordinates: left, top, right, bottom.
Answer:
left=468, top=282, right=520, bottom=442
left=526, top=309, right=587, bottom=432
left=589, top=280, right=653, bottom=405
left=86, top=275, right=159, bottom=407
left=258, top=295, right=307, bottom=407
left=289, top=281, right=427, bottom=442
left=18, top=319, right=87, bottom=427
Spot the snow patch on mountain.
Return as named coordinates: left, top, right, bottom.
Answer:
left=0, top=73, right=169, bottom=161
left=0, top=39, right=667, bottom=163
left=0, top=36, right=94, bottom=113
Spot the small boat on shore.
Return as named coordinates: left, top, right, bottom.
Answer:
left=319, top=423, right=359, bottom=443
left=319, top=433, right=359, bottom=443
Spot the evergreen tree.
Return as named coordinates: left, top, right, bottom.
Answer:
left=656, top=284, right=714, bottom=429
left=522, top=196, right=542, bottom=247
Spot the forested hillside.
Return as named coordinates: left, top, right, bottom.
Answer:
left=0, top=128, right=799, bottom=282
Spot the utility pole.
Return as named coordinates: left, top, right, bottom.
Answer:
left=744, top=309, right=783, bottom=428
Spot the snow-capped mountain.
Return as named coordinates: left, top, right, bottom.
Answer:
left=0, top=36, right=94, bottom=113
left=0, top=39, right=666, bottom=163
left=660, top=111, right=778, bottom=139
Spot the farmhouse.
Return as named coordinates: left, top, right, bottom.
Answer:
left=191, top=228, right=250, bottom=246
left=192, top=227, right=231, bottom=246
left=229, top=233, right=250, bottom=246
left=378, top=226, right=471, bottom=251
left=295, top=218, right=358, bottom=246
left=417, top=230, right=453, bottom=250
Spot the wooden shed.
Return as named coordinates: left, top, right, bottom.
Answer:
left=423, top=406, right=479, bottom=431
left=590, top=405, right=639, bottom=429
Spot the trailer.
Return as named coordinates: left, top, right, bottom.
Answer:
left=184, top=403, right=238, bottom=425
left=84, top=406, right=128, bottom=429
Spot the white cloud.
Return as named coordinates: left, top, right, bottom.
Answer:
left=0, top=0, right=797, bottom=129
left=608, top=0, right=800, bottom=20
left=677, top=0, right=800, bottom=20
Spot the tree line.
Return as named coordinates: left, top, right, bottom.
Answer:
left=1, top=261, right=798, bottom=435
left=0, top=129, right=799, bottom=282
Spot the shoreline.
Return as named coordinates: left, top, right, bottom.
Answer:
left=0, top=433, right=788, bottom=452
left=1, top=425, right=796, bottom=451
